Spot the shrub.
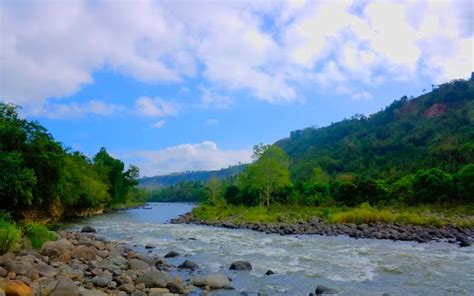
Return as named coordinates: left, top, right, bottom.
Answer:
left=22, top=222, right=58, bottom=249
left=411, top=168, right=454, bottom=203
left=0, top=215, right=22, bottom=253
left=329, top=203, right=395, bottom=224
left=456, top=164, right=474, bottom=201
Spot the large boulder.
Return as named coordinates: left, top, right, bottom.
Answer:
left=136, top=270, right=172, bottom=288
left=3, top=261, right=30, bottom=276
left=72, top=246, right=97, bottom=261
left=51, top=278, right=80, bottom=296
left=41, top=239, right=74, bottom=260
left=205, top=273, right=232, bottom=289
left=32, top=263, right=58, bottom=277
left=3, top=280, right=32, bottom=296
left=315, top=285, right=338, bottom=295
left=229, top=260, right=252, bottom=271
left=177, top=259, right=199, bottom=270
left=189, top=276, right=207, bottom=287
left=163, top=251, right=180, bottom=258
left=81, top=226, right=96, bottom=233
left=128, top=259, right=150, bottom=270
left=92, top=271, right=113, bottom=288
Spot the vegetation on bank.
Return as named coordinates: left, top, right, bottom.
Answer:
left=151, top=79, right=474, bottom=226
left=0, top=103, right=147, bottom=252
left=192, top=203, right=474, bottom=228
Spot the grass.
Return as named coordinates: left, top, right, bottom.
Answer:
left=0, top=214, right=22, bottom=253
left=192, top=202, right=474, bottom=228
left=21, top=222, right=58, bottom=249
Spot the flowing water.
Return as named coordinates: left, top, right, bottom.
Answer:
left=63, top=203, right=474, bottom=295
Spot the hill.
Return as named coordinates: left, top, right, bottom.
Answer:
left=139, top=164, right=245, bottom=188
left=275, top=78, right=474, bottom=182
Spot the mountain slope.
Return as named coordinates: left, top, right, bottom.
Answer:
left=275, top=79, right=474, bottom=181
left=139, top=164, right=245, bottom=187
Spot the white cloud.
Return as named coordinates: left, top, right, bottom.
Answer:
left=151, top=120, right=166, bottom=129
left=122, top=141, right=252, bottom=176
left=0, top=0, right=472, bottom=107
left=206, top=119, right=219, bottom=125
left=135, top=96, right=178, bottom=117
left=352, top=91, right=373, bottom=101
left=29, top=100, right=124, bottom=119
left=200, top=87, right=233, bottom=109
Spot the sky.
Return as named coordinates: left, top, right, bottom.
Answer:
left=0, top=0, right=472, bottom=177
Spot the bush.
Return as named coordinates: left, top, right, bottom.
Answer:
left=411, top=168, right=454, bottom=203
left=329, top=203, right=395, bottom=224
left=21, top=222, right=58, bottom=249
left=456, top=164, right=474, bottom=201
left=0, top=215, right=22, bottom=253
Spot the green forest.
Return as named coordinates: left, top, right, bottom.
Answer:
left=0, top=103, right=146, bottom=222
left=151, top=79, right=474, bottom=222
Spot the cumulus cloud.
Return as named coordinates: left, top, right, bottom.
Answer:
left=122, top=141, right=252, bottom=176
left=29, top=100, right=124, bottom=119
left=0, top=0, right=471, bottom=107
left=151, top=120, right=166, bottom=129
left=135, top=97, right=178, bottom=117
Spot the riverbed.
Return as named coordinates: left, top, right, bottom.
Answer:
left=63, top=202, right=474, bottom=295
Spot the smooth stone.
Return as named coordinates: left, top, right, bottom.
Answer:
left=81, top=226, right=96, bottom=233
left=164, top=251, right=180, bottom=258
left=131, top=291, right=146, bottom=296
left=72, top=246, right=97, bottom=261
left=128, top=259, right=150, bottom=270
left=119, top=283, right=135, bottom=294
left=32, top=263, right=58, bottom=277
left=229, top=260, right=252, bottom=271
left=166, top=281, right=185, bottom=294
left=265, top=269, right=275, bottom=275
left=3, top=280, right=32, bottom=296
left=136, top=270, right=172, bottom=288
left=205, top=273, right=232, bottom=289
left=51, top=278, right=80, bottom=296
left=189, top=275, right=207, bottom=287
left=315, top=285, right=337, bottom=295
left=92, top=271, right=113, bottom=288
left=177, top=259, right=199, bottom=270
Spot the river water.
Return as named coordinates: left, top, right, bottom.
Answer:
left=63, top=202, right=474, bottom=295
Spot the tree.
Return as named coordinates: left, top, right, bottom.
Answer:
left=241, top=145, right=291, bottom=207
left=456, top=164, right=474, bottom=201
left=411, top=169, right=454, bottom=203
left=205, top=177, right=224, bottom=205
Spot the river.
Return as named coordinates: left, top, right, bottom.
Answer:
left=63, top=202, right=474, bottom=295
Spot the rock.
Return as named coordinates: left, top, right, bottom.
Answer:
left=190, top=275, right=207, bottom=286
left=107, top=281, right=117, bottom=289
left=78, top=288, right=107, bottom=296
left=148, top=288, right=170, bottom=296
left=117, top=292, right=127, bottom=296
left=81, top=226, right=96, bottom=233
left=178, top=259, right=199, bottom=270
left=135, top=283, right=145, bottom=290
left=32, top=263, right=58, bottom=277
left=166, top=281, right=185, bottom=294
left=164, top=251, right=180, bottom=258
left=128, top=259, right=150, bottom=270
left=205, top=273, right=232, bottom=289
left=131, top=291, right=146, bottom=296
left=145, top=243, right=157, bottom=249
left=3, top=280, right=32, bottom=296
left=0, top=267, right=7, bottom=277
left=92, top=271, right=113, bottom=288
left=119, top=283, right=135, bottom=294
left=3, top=261, right=30, bottom=275
left=136, top=270, right=172, bottom=288
left=458, top=237, right=472, bottom=247
left=51, top=278, right=80, bottom=296
left=96, top=250, right=108, bottom=259
left=229, top=260, right=252, bottom=271
left=72, top=246, right=97, bottom=261
left=116, top=274, right=133, bottom=285
left=41, top=239, right=74, bottom=260
left=265, top=269, right=275, bottom=275
left=315, top=285, right=337, bottom=295
left=109, top=246, right=125, bottom=257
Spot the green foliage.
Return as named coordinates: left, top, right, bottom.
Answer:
left=456, top=164, right=474, bottom=201
left=21, top=222, right=58, bottom=249
left=0, top=214, right=22, bottom=253
left=0, top=103, right=141, bottom=220
left=411, top=168, right=454, bottom=203
left=147, top=181, right=206, bottom=202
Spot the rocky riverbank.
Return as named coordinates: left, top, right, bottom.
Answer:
left=1, top=228, right=290, bottom=296
left=170, top=212, right=474, bottom=247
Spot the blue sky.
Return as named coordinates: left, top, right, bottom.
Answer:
left=1, top=0, right=472, bottom=176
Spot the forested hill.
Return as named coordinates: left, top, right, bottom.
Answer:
left=276, top=78, right=474, bottom=181
left=139, top=164, right=245, bottom=187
